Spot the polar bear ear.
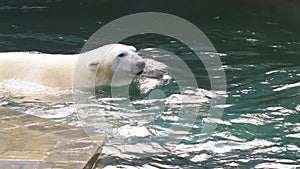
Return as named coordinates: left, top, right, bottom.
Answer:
left=128, top=46, right=136, bottom=52
left=88, top=61, right=99, bottom=72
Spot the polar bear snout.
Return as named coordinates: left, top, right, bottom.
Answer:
left=136, top=61, right=145, bottom=75
left=131, top=59, right=145, bottom=76
left=137, top=61, right=145, bottom=69
left=125, top=52, right=145, bottom=76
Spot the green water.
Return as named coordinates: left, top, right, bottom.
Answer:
left=1, top=0, right=299, bottom=168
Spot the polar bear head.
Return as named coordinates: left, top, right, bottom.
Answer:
left=87, top=44, right=145, bottom=87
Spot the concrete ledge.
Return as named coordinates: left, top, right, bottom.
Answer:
left=0, top=107, right=106, bottom=169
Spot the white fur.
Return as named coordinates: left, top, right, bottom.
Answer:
left=0, top=44, right=145, bottom=88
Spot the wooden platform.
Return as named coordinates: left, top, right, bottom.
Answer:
left=0, top=107, right=106, bottom=169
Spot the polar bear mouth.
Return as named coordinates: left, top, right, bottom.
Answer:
left=136, top=70, right=144, bottom=76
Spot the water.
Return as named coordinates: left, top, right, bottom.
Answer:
left=1, top=0, right=299, bottom=168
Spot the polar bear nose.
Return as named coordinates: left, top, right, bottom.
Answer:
left=137, top=61, right=145, bottom=69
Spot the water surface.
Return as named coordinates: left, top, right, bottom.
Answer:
left=0, top=0, right=299, bottom=168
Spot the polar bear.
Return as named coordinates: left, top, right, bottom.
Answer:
left=0, top=44, right=145, bottom=88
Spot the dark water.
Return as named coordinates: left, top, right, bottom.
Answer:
left=1, top=0, right=299, bottom=168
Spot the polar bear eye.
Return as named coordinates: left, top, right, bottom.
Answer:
left=118, top=53, right=126, bottom=58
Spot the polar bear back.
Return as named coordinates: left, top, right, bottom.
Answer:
left=0, top=52, right=78, bottom=88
